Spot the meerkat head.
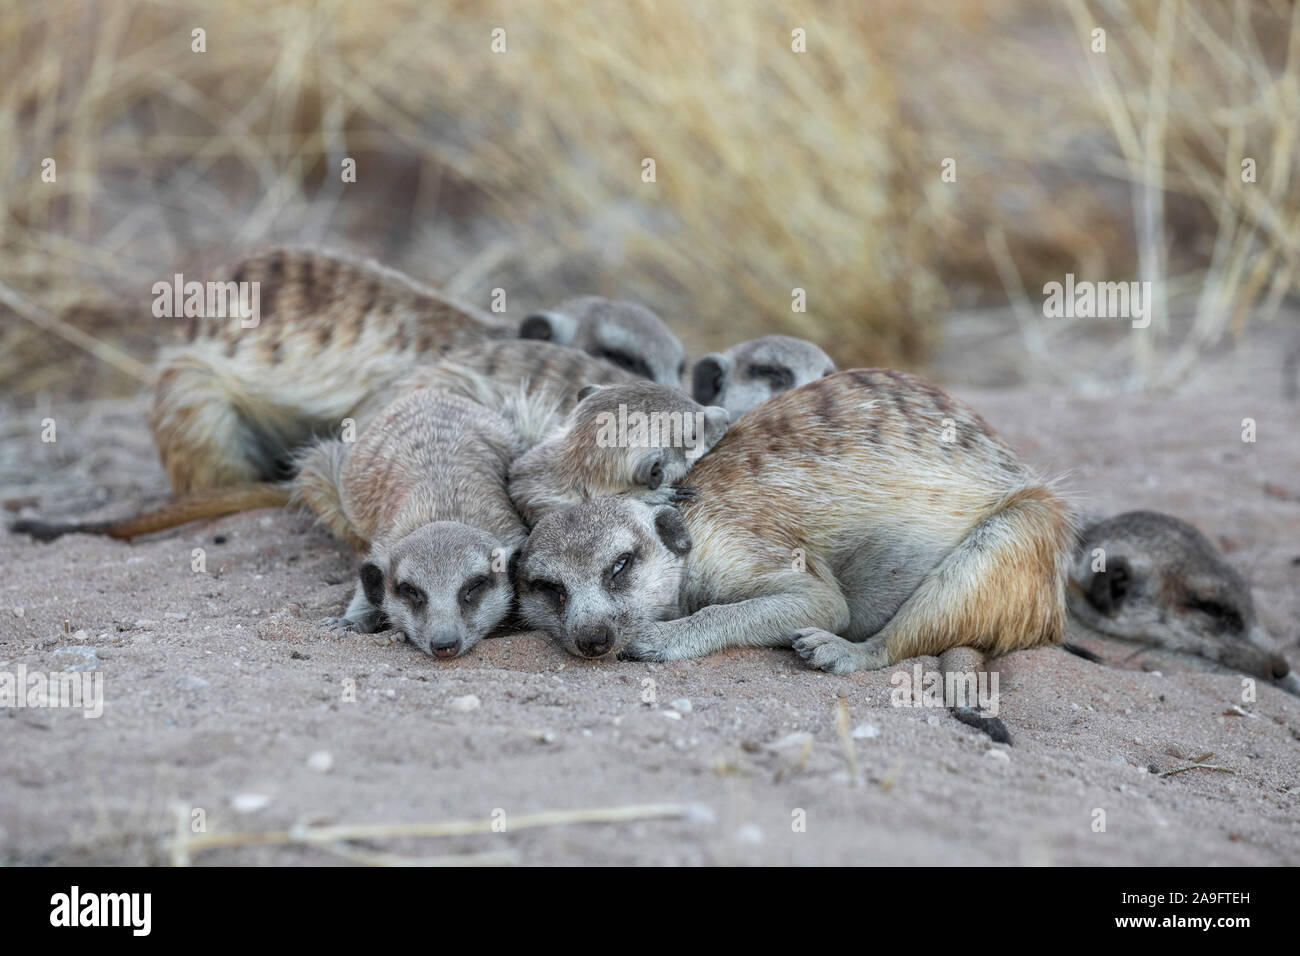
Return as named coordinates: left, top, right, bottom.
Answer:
left=691, top=335, right=837, bottom=420
left=516, top=498, right=691, bottom=659
left=359, top=521, right=516, bottom=659
left=508, top=380, right=730, bottom=525
left=519, top=296, right=686, bottom=388
left=1069, top=511, right=1299, bottom=695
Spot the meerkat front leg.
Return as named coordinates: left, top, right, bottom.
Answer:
left=621, top=584, right=849, bottom=662
left=791, top=630, right=892, bottom=675
left=324, top=564, right=388, bottom=633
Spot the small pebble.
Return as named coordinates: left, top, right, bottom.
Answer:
left=448, top=694, right=480, bottom=712
left=670, top=698, right=693, bottom=713
left=231, top=794, right=270, bottom=813
left=851, top=722, right=880, bottom=739
left=173, top=675, right=211, bottom=692
left=985, top=748, right=1010, bottom=762
left=306, top=751, right=334, bottom=773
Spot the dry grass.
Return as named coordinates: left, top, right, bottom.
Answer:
left=1, top=0, right=1298, bottom=399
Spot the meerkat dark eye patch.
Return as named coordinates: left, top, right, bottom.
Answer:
left=691, top=356, right=727, bottom=404
left=520, top=314, right=555, bottom=341
left=576, top=384, right=602, bottom=402
left=747, top=363, right=795, bottom=392
left=1085, top=561, right=1128, bottom=615
left=459, top=575, right=490, bottom=607
left=528, top=579, right=567, bottom=608
left=396, top=581, right=426, bottom=610
left=1186, top=596, right=1244, bottom=632
left=606, top=550, right=636, bottom=588
left=596, top=348, right=652, bottom=379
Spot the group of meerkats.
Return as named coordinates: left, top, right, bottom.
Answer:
left=16, top=247, right=1299, bottom=741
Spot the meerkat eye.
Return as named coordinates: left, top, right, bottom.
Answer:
left=747, top=363, right=794, bottom=392
left=647, top=461, right=664, bottom=489
left=608, top=551, right=635, bottom=584
left=460, top=575, right=489, bottom=606
left=1186, top=597, right=1244, bottom=631
left=599, top=348, right=653, bottom=379
left=530, top=579, right=567, bottom=607
left=396, top=582, right=426, bottom=609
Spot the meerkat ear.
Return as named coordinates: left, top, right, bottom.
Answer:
left=1085, top=560, right=1130, bottom=615
left=359, top=559, right=387, bottom=608
left=520, top=310, right=578, bottom=346
left=691, top=354, right=730, bottom=405
left=653, top=506, right=693, bottom=556
left=576, top=384, right=604, bottom=402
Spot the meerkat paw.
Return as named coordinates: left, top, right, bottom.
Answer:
left=791, top=629, right=888, bottom=675
left=322, top=611, right=386, bottom=634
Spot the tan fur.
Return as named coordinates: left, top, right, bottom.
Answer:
left=679, top=370, right=1071, bottom=663
left=150, top=247, right=512, bottom=493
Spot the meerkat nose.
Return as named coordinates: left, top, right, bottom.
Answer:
left=575, top=627, right=613, bottom=658
left=431, top=637, right=461, bottom=659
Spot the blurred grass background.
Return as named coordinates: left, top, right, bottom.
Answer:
left=1, top=0, right=1298, bottom=401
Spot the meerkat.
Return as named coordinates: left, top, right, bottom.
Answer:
left=150, top=247, right=513, bottom=494
left=507, top=381, right=732, bottom=526
left=691, top=335, right=837, bottom=420
left=1068, top=510, right=1300, bottom=696
left=150, top=248, right=687, bottom=493
left=520, top=296, right=686, bottom=388
left=514, top=372, right=1072, bottom=685
left=10, top=340, right=657, bottom=542
left=294, top=387, right=528, bottom=658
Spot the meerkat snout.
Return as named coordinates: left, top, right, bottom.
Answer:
left=691, top=335, right=837, bottom=420
left=1068, top=510, right=1298, bottom=695
left=516, top=498, right=691, bottom=659
left=337, top=522, right=515, bottom=659
left=519, top=296, right=686, bottom=388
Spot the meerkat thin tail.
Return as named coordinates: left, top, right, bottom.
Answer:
left=939, top=646, right=1012, bottom=745
left=877, top=484, right=1072, bottom=663
left=11, top=482, right=291, bottom=542
left=1061, top=641, right=1103, bottom=663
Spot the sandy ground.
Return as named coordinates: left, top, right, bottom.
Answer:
left=1, top=317, right=1298, bottom=866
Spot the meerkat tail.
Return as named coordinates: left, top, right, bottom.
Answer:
left=10, top=482, right=291, bottom=542
left=1060, top=641, right=1103, bottom=663
left=939, top=646, right=1011, bottom=744
left=876, top=484, right=1072, bottom=663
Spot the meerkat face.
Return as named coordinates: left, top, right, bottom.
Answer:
left=692, top=335, right=837, bottom=420
left=360, top=522, right=514, bottom=659
left=519, top=296, right=686, bottom=388
left=1069, top=511, right=1298, bottom=695
left=568, top=381, right=730, bottom=498
left=516, top=498, right=691, bottom=659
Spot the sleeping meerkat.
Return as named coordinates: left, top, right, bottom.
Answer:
left=520, top=296, right=686, bottom=388
left=691, top=335, right=837, bottom=420
left=294, top=387, right=528, bottom=659
left=515, top=371, right=1071, bottom=680
left=1068, top=511, right=1300, bottom=696
left=151, top=247, right=513, bottom=494
left=151, top=248, right=687, bottom=493
left=11, top=340, right=650, bottom=542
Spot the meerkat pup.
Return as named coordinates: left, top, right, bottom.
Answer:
left=691, top=335, right=837, bottom=420
left=151, top=248, right=688, bottom=493
left=520, top=296, right=686, bottom=388
left=515, top=371, right=1071, bottom=676
left=1068, top=511, right=1300, bottom=696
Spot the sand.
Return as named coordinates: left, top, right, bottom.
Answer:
left=1, top=316, right=1297, bottom=866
